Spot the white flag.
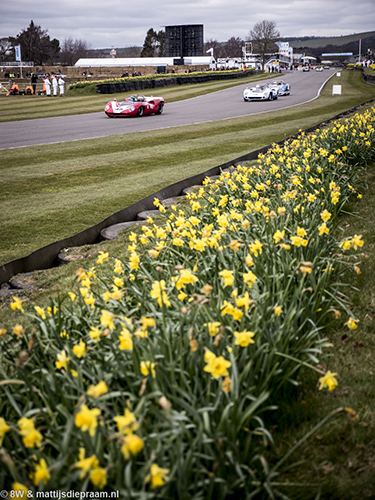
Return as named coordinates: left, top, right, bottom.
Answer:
left=15, top=45, right=21, bottom=61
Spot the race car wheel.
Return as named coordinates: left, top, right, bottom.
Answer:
left=137, top=106, right=144, bottom=117
left=156, top=103, right=164, bottom=114
left=268, top=93, right=273, bottom=101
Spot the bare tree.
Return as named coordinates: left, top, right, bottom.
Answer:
left=0, top=37, right=13, bottom=62
left=247, top=20, right=280, bottom=70
left=204, top=39, right=226, bottom=59
left=224, top=37, right=244, bottom=58
left=60, top=38, right=90, bottom=66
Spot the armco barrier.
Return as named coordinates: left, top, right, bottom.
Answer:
left=1, top=98, right=374, bottom=287
left=96, top=70, right=258, bottom=94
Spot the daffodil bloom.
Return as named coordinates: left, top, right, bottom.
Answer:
left=96, top=251, right=109, bottom=264
left=150, top=280, right=171, bottom=308
left=345, top=317, right=359, bottom=330
left=273, top=230, right=285, bottom=243
left=221, top=301, right=243, bottom=321
left=351, top=234, right=364, bottom=250
left=73, top=339, right=86, bottom=358
left=235, top=292, right=252, bottom=311
left=175, top=268, right=199, bottom=290
left=114, top=258, right=123, bottom=274
left=140, top=360, right=156, bottom=378
left=121, top=433, right=144, bottom=459
left=10, top=296, right=24, bottom=313
left=234, top=330, right=255, bottom=347
left=274, top=306, right=283, bottom=316
left=11, top=484, right=29, bottom=496
left=129, top=251, right=140, bottom=270
left=18, top=417, right=43, bottom=448
left=34, top=306, right=46, bottom=319
left=100, top=309, right=115, bottom=330
left=89, top=326, right=102, bottom=342
left=145, top=463, right=170, bottom=489
left=205, top=321, right=221, bottom=336
left=75, top=405, right=101, bottom=437
left=13, top=324, right=24, bottom=338
left=89, top=467, right=107, bottom=488
left=0, top=417, right=10, bottom=446
left=318, top=223, right=330, bottom=235
left=243, top=270, right=257, bottom=287
left=320, top=209, right=331, bottom=222
left=119, top=329, right=133, bottom=350
left=204, top=352, right=231, bottom=379
left=0, top=328, right=6, bottom=336
left=55, top=349, right=70, bottom=370
left=140, top=316, right=155, bottom=329
left=87, top=381, right=108, bottom=398
left=219, top=269, right=234, bottom=287
left=222, top=377, right=232, bottom=393
left=114, top=408, right=139, bottom=435
left=30, top=458, right=50, bottom=486
left=74, top=448, right=99, bottom=479
left=249, top=239, right=263, bottom=256
left=318, top=370, right=338, bottom=391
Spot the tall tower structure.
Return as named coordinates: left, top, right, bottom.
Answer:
left=165, top=25, right=204, bottom=58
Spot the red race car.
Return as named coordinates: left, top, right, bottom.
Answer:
left=104, top=94, right=164, bottom=117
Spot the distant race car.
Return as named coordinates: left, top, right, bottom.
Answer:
left=243, top=84, right=278, bottom=102
left=315, top=67, right=323, bottom=72
left=268, top=80, right=291, bottom=96
left=104, top=94, right=164, bottom=117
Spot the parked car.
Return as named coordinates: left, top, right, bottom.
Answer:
left=104, top=94, right=164, bottom=117
left=243, top=84, right=278, bottom=102
left=268, top=80, right=291, bottom=96
left=36, top=73, right=48, bottom=79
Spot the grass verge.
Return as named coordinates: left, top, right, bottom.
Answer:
left=1, top=69, right=375, bottom=266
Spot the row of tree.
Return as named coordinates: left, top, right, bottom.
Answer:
left=0, top=20, right=90, bottom=65
left=0, top=19, right=280, bottom=67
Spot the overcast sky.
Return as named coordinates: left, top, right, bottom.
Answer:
left=1, top=0, right=375, bottom=49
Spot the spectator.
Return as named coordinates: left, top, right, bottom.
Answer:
left=31, top=73, right=37, bottom=95
left=58, top=75, right=65, bottom=97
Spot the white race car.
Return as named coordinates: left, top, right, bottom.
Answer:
left=243, top=84, right=278, bottom=102
left=268, top=80, right=291, bottom=96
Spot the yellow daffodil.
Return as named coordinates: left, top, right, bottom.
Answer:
left=73, top=339, right=86, bottom=358
left=18, top=417, right=43, bottom=448
left=75, top=405, right=101, bottom=437
left=55, top=349, right=70, bottom=370
left=30, top=458, right=50, bottom=486
left=87, top=381, right=108, bottom=398
left=114, top=408, right=139, bottom=435
left=219, top=269, right=234, bottom=287
left=89, top=467, right=107, bottom=488
left=234, top=330, right=255, bottom=347
left=121, top=433, right=144, bottom=459
left=0, top=417, right=10, bottom=446
left=10, top=296, right=24, bottom=313
left=204, top=352, right=231, bottom=379
left=145, top=463, right=170, bottom=489
left=140, top=360, right=156, bottom=378
left=318, top=370, right=338, bottom=391
left=74, top=448, right=99, bottom=479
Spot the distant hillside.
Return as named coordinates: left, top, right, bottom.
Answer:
left=285, top=31, right=375, bottom=50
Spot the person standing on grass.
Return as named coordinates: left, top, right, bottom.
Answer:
left=58, top=76, right=65, bottom=96
left=31, top=73, right=37, bottom=95
left=52, top=75, right=58, bottom=97
left=44, top=74, right=51, bottom=97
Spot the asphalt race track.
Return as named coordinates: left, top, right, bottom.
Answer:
left=0, top=69, right=336, bottom=150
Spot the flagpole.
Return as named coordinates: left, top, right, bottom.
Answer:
left=359, top=39, right=362, bottom=64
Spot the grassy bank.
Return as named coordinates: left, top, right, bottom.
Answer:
left=0, top=103, right=374, bottom=498
left=1, top=69, right=375, bottom=266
